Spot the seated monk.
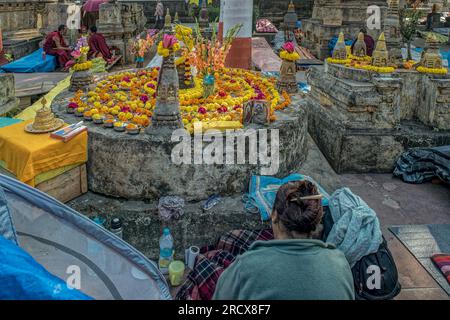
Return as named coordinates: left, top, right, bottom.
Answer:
left=43, top=24, right=72, bottom=68
left=88, top=26, right=112, bottom=61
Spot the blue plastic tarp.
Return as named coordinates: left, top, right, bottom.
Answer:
left=0, top=49, right=57, bottom=73
left=244, top=173, right=330, bottom=221
left=0, top=174, right=171, bottom=300
left=0, top=235, right=92, bottom=300
left=328, top=36, right=353, bottom=55
left=0, top=117, right=22, bottom=128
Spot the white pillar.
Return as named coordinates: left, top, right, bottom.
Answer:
left=222, top=0, right=253, bottom=69
left=222, top=0, right=253, bottom=39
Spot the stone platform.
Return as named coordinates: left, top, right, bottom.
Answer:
left=52, top=89, right=308, bottom=202
left=303, top=64, right=450, bottom=173
left=68, top=192, right=269, bottom=260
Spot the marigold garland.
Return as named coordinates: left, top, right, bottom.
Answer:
left=280, top=50, right=300, bottom=61
left=416, top=66, right=448, bottom=75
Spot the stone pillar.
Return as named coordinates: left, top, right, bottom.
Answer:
left=98, top=2, right=126, bottom=61
left=218, top=0, right=225, bottom=42
left=223, top=0, right=253, bottom=70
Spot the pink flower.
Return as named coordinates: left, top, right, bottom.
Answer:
left=198, top=107, right=207, bottom=114
left=68, top=102, right=78, bottom=109
left=140, top=95, right=149, bottom=103
left=71, top=50, right=81, bottom=59
left=147, top=83, right=156, bottom=89
left=122, top=76, right=131, bottom=83
left=282, top=42, right=295, bottom=53
left=162, top=34, right=177, bottom=49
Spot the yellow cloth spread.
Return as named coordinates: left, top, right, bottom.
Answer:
left=0, top=120, right=87, bottom=187
left=15, top=76, right=71, bottom=121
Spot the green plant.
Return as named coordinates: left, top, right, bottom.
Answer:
left=399, top=7, right=422, bottom=60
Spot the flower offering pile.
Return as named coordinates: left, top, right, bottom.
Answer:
left=66, top=67, right=292, bottom=134
left=71, top=36, right=92, bottom=72
left=279, top=42, right=300, bottom=62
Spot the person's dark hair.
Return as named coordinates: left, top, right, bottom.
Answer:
left=90, top=25, right=97, bottom=33
left=273, top=181, right=323, bottom=234
left=360, top=28, right=367, bottom=34
left=58, top=24, right=66, bottom=32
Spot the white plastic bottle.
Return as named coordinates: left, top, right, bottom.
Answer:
left=158, top=228, right=174, bottom=275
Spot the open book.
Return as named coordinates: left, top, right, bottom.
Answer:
left=50, top=121, right=87, bottom=143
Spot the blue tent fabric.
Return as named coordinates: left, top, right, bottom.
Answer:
left=244, top=173, right=330, bottom=221
left=0, top=235, right=92, bottom=300
left=328, top=36, right=353, bottom=55
left=0, top=174, right=171, bottom=300
left=0, top=49, right=57, bottom=73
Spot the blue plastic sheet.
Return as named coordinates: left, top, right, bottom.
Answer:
left=328, top=36, right=353, bottom=55
left=244, top=173, right=330, bottom=221
left=0, top=235, right=92, bottom=300
left=0, top=117, right=22, bottom=129
left=0, top=49, right=57, bottom=73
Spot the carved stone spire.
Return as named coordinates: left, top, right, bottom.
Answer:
left=384, top=0, right=403, bottom=66
left=146, top=34, right=183, bottom=135
left=352, top=32, right=367, bottom=57
left=372, top=32, right=389, bottom=67
left=332, top=32, right=347, bottom=60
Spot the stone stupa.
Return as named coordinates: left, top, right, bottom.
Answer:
left=372, top=32, right=389, bottom=67
left=332, top=32, right=348, bottom=60
left=352, top=32, right=367, bottom=57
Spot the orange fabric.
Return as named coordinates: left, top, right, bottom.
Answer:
left=0, top=120, right=87, bottom=187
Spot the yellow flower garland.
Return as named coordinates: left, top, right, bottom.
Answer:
left=326, top=57, right=351, bottom=65
left=157, top=41, right=181, bottom=58
left=356, top=65, right=395, bottom=73
left=416, top=66, right=448, bottom=75
left=280, top=50, right=300, bottom=62
left=348, top=54, right=372, bottom=62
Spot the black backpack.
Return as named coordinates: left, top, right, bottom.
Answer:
left=322, top=207, right=401, bottom=300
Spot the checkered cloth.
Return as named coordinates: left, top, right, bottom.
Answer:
left=175, top=229, right=274, bottom=300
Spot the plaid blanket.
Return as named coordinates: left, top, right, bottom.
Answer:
left=175, top=229, right=274, bottom=300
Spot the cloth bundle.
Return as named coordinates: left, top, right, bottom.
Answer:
left=256, top=19, right=278, bottom=33
left=326, top=188, right=383, bottom=268
left=431, top=254, right=450, bottom=284
left=158, top=196, right=185, bottom=221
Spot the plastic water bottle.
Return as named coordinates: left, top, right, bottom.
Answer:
left=110, top=218, right=123, bottom=239
left=158, top=228, right=174, bottom=275
left=87, top=216, right=106, bottom=277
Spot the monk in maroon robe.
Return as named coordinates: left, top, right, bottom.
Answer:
left=88, top=25, right=111, bottom=60
left=43, top=24, right=72, bottom=68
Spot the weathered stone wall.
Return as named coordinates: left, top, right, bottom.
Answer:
left=0, top=73, right=19, bottom=115
left=302, top=0, right=388, bottom=59
left=305, top=65, right=450, bottom=173
left=120, top=0, right=191, bottom=25
left=69, top=193, right=269, bottom=260
left=256, top=0, right=314, bottom=24
left=0, top=0, right=50, bottom=58
left=418, top=75, right=450, bottom=130
left=52, top=92, right=308, bottom=202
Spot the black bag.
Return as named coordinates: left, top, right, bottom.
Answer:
left=322, top=207, right=401, bottom=300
